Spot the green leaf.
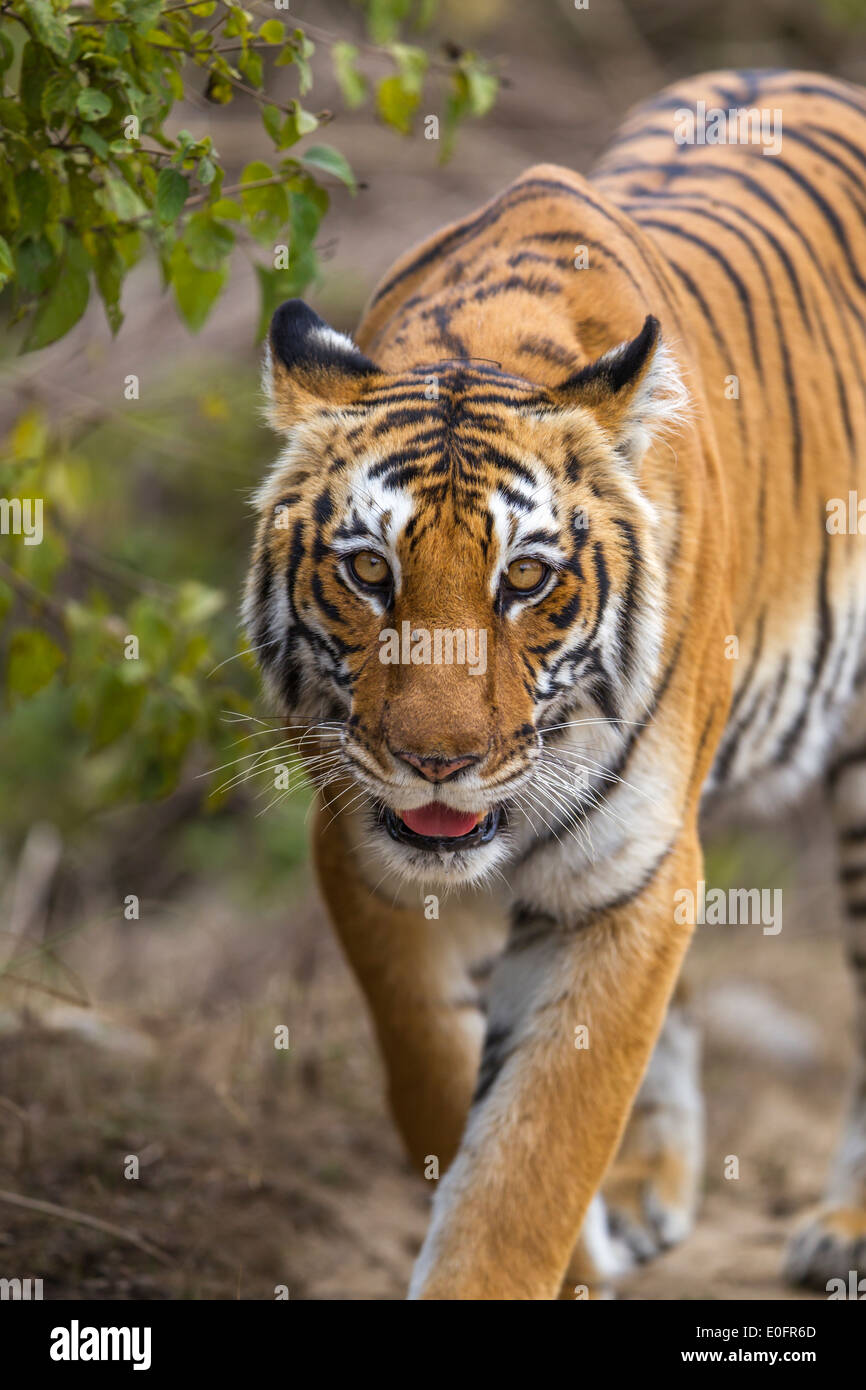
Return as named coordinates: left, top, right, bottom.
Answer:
left=210, top=197, right=244, bottom=220
left=130, top=0, right=164, bottom=35
left=390, top=43, right=428, bottom=93
left=0, top=235, right=13, bottom=290
left=0, top=30, right=14, bottom=74
left=282, top=101, right=318, bottom=143
left=41, top=72, right=81, bottom=122
left=93, top=243, right=124, bottom=334
left=239, top=49, right=263, bottom=88
left=290, top=185, right=327, bottom=247
left=240, top=159, right=274, bottom=191
left=465, top=65, right=498, bottom=117
left=105, top=23, right=130, bottom=58
left=7, top=629, right=65, bottom=703
left=20, top=40, right=53, bottom=122
left=223, top=5, right=251, bottom=39
left=169, top=241, right=228, bottom=331
left=88, top=670, right=146, bottom=751
left=184, top=212, right=235, bottom=272
left=79, top=125, right=110, bottom=160
left=16, top=237, right=55, bottom=297
left=27, top=0, right=72, bottom=59
left=0, top=97, right=26, bottom=133
left=287, top=31, right=314, bottom=94
left=205, top=70, right=234, bottom=105
left=104, top=175, right=147, bottom=222
left=332, top=42, right=367, bottom=109
left=26, top=260, right=91, bottom=350
left=16, top=169, right=50, bottom=239
left=77, top=88, right=112, bottom=122
left=239, top=161, right=289, bottom=244
left=366, top=0, right=411, bottom=44
left=441, top=61, right=499, bottom=161
left=156, top=167, right=190, bottom=224
left=301, top=144, right=356, bottom=194
left=376, top=75, right=419, bottom=134
left=259, top=19, right=285, bottom=44
left=262, top=103, right=282, bottom=145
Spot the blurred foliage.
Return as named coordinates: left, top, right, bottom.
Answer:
left=0, top=0, right=500, bottom=345
left=0, top=364, right=327, bottom=904
left=0, top=0, right=499, bottom=876
left=0, top=370, right=261, bottom=842
left=823, top=0, right=866, bottom=27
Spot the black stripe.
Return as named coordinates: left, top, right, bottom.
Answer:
left=374, top=174, right=687, bottom=348
left=829, top=743, right=866, bottom=791
left=612, top=517, right=641, bottom=679
left=610, top=159, right=840, bottom=311
left=636, top=217, right=762, bottom=374
left=625, top=195, right=804, bottom=492
left=774, top=526, right=833, bottom=764
left=659, top=261, right=749, bottom=462
left=473, top=1022, right=516, bottom=1105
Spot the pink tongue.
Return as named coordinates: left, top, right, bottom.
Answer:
left=401, top=803, right=482, bottom=838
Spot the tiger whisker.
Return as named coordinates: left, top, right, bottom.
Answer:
left=206, top=642, right=274, bottom=680
left=217, top=750, right=345, bottom=799
left=542, top=746, right=663, bottom=809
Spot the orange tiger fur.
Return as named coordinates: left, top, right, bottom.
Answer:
left=244, top=70, right=866, bottom=1298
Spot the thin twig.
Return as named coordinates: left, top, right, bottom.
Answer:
left=0, top=1188, right=172, bottom=1264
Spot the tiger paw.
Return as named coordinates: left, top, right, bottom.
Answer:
left=559, top=1195, right=631, bottom=1298
left=602, top=1141, right=699, bottom=1265
left=784, top=1206, right=866, bottom=1292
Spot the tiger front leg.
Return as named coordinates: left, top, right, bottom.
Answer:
left=408, top=833, right=701, bottom=1301
left=600, top=983, right=704, bottom=1267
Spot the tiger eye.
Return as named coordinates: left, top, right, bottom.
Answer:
left=504, top=557, right=548, bottom=593
left=350, top=550, right=391, bottom=587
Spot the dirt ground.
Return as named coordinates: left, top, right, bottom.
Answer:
left=0, top=800, right=852, bottom=1300
left=3, top=0, right=864, bottom=1303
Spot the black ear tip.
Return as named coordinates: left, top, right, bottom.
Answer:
left=631, top=314, right=660, bottom=359
left=267, top=298, right=379, bottom=378
left=270, top=298, right=316, bottom=332
left=606, top=314, right=661, bottom=392
left=269, top=299, right=320, bottom=361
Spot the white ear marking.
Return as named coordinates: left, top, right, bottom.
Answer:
left=308, top=324, right=361, bottom=357
left=616, top=339, right=690, bottom=462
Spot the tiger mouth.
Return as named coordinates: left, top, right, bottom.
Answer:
left=381, top=804, right=501, bottom=851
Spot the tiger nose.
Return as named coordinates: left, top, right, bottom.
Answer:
left=392, top=749, right=481, bottom=783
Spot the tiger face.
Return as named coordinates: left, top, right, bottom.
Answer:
left=244, top=300, right=686, bottom=885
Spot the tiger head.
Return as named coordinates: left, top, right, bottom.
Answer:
left=243, top=300, right=686, bottom=886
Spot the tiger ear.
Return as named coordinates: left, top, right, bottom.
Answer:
left=551, top=315, right=688, bottom=463
left=265, top=299, right=381, bottom=430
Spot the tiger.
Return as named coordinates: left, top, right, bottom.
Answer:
left=243, top=68, right=866, bottom=1300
